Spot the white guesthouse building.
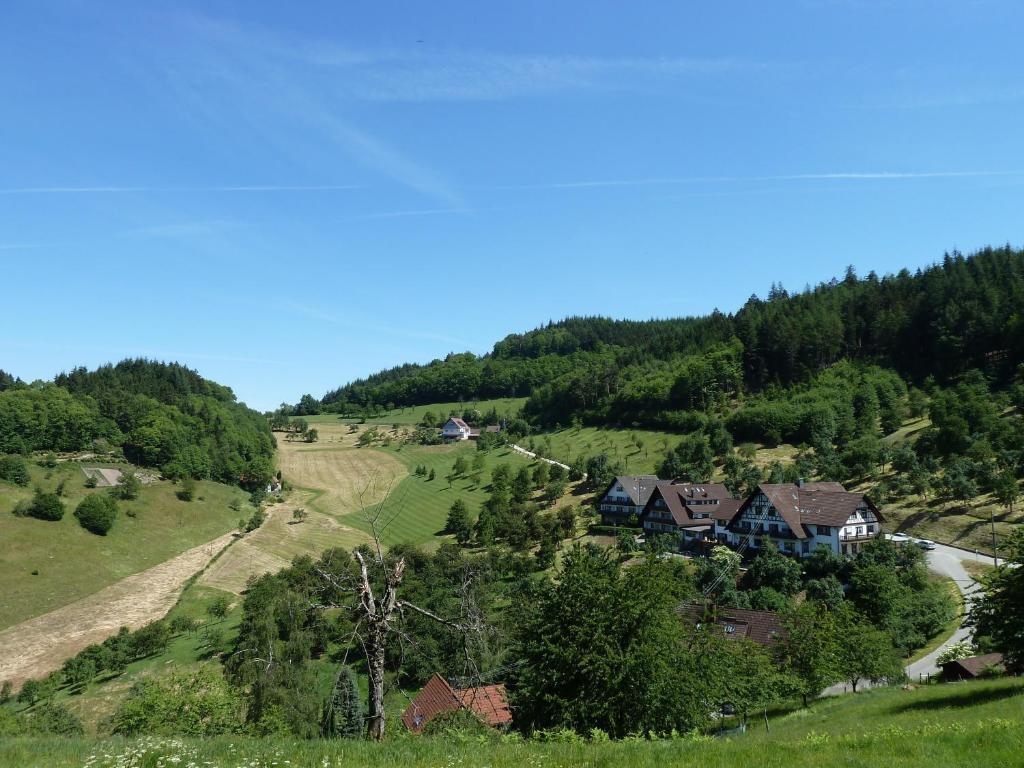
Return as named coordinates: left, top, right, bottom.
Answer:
left=718, top=482, right=883, bottom=557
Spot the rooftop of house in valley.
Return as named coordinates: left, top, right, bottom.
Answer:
left=401, top=673, right=512, bottom=733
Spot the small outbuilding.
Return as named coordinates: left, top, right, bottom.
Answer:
left=401, top=673, right=512, bottom=733
left=941, top=653, right=1005, bottom=682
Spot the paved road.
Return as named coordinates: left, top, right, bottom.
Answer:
left=904, top=542, right=996, bottom=680
left=825, top=542, right=997, bottom=695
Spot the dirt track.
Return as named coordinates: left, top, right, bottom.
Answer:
left=0, top=531, right=236, bottom=687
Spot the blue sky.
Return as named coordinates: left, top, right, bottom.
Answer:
left=3, top=1, right=1023, bottom=411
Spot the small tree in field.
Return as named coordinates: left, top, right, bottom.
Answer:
left=115, top=470, right=140, bottom=500
left=207, top=595, right=232, bottom=623
left=176, top=477, right=196, bottom=502
left=837, top=620, right=902, bottom=692
left=74, top=493, right=118, bottom=535
left=446, top=499, right=472, bottom=544
left=292, top=508, right=308, bottom=524
left=322, top=665, right=363, bottom=738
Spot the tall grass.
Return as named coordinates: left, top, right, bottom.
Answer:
left=4, top=678, right=1022, bottom=768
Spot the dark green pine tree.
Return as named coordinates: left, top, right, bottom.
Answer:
left=322, top=665, right=364, bottom=738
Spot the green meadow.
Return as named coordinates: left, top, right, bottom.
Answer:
left=0, top=461, right=247, bottom=629
left=4, top=677, right=1022, bottom=767
left=350, top=439, right=543, bottom=549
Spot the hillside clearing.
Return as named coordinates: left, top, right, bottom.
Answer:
left=0, top=530, right=236, bottom=688
left=276, top=423, right=408, bottom=518
left=0, top=462, right=246, bottom=629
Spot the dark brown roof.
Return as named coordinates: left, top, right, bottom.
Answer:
left=943, top=653, right=1005, bottom=678
left=602, top=475, right=660, bottom=506
left=733, top=483, right=877, bottom=538
left=713, top=498, right=744, bottom=525
left=677, top=603, right=786, bottom=647
left=401, top=673, right=512, bottom=733
left=643, top=482, right=738, bottom=528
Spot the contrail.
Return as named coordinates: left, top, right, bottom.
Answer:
left=0, top=184, right=361, bottom=195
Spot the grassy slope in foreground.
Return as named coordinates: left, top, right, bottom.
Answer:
left=3, top=677, right=1022, bottom=767
left=0, top=462, right=246, bottom=629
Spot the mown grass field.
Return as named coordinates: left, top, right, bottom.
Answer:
left=303, top=398, right=528, bottom=426
left=205, top=422, right=544, bottom=594
left=0, top=461, right=246, bottom=629
left=310, top=420, right=542, bottom=550
left=4, top=677, right=1022, bottom=767
left=356, top=438, right=545, bottom=549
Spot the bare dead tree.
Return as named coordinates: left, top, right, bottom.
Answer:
left=315, top=473, right=487, bottom=740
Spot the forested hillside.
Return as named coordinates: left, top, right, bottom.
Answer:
left=314, top=246, right=1024, bottom=427
left=0, top=360, right=274, bottom=489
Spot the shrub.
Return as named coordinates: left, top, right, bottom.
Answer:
left=133, top=620, right=171, bottom=657
left=23, top=490, right=64, bottom=521
left=421, top=708, right=495, bottom=739
left=74, top=493, right=118, bottom=535
left=16, top=702, right=83, bottom=736
left=111, top=669, right=245, bottom=736
left=0, top=455, right=29, bottom=486
left=244, top=508, right=266, bottom=532
left=937, top=641, right=974, bottom=666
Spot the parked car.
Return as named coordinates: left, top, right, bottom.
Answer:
left=915, top=538, right=937, bottom=551
left=888, top=533, right=911, bottom=545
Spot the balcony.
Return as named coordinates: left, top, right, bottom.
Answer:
left=840, top=531, right=878, bottom=543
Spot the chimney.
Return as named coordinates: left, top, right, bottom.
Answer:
left=797, top=478, right=805, bottom=488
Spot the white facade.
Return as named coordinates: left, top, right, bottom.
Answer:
left=441, top=418, right=471, bottom=441
left=715, top=489, right=881, bottom=558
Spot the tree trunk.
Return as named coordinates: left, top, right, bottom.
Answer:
left=366, top=629, right=387, bottom=740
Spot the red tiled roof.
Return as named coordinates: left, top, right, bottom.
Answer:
left=445, top=418, right=470, bottom=430
left=456, top=684, right=512, bottom=727
left=677, top=603, right=787, bottom=647
left=401, top=674, right=462, bottom=732
left=401, top=674, right=512, bottom=733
